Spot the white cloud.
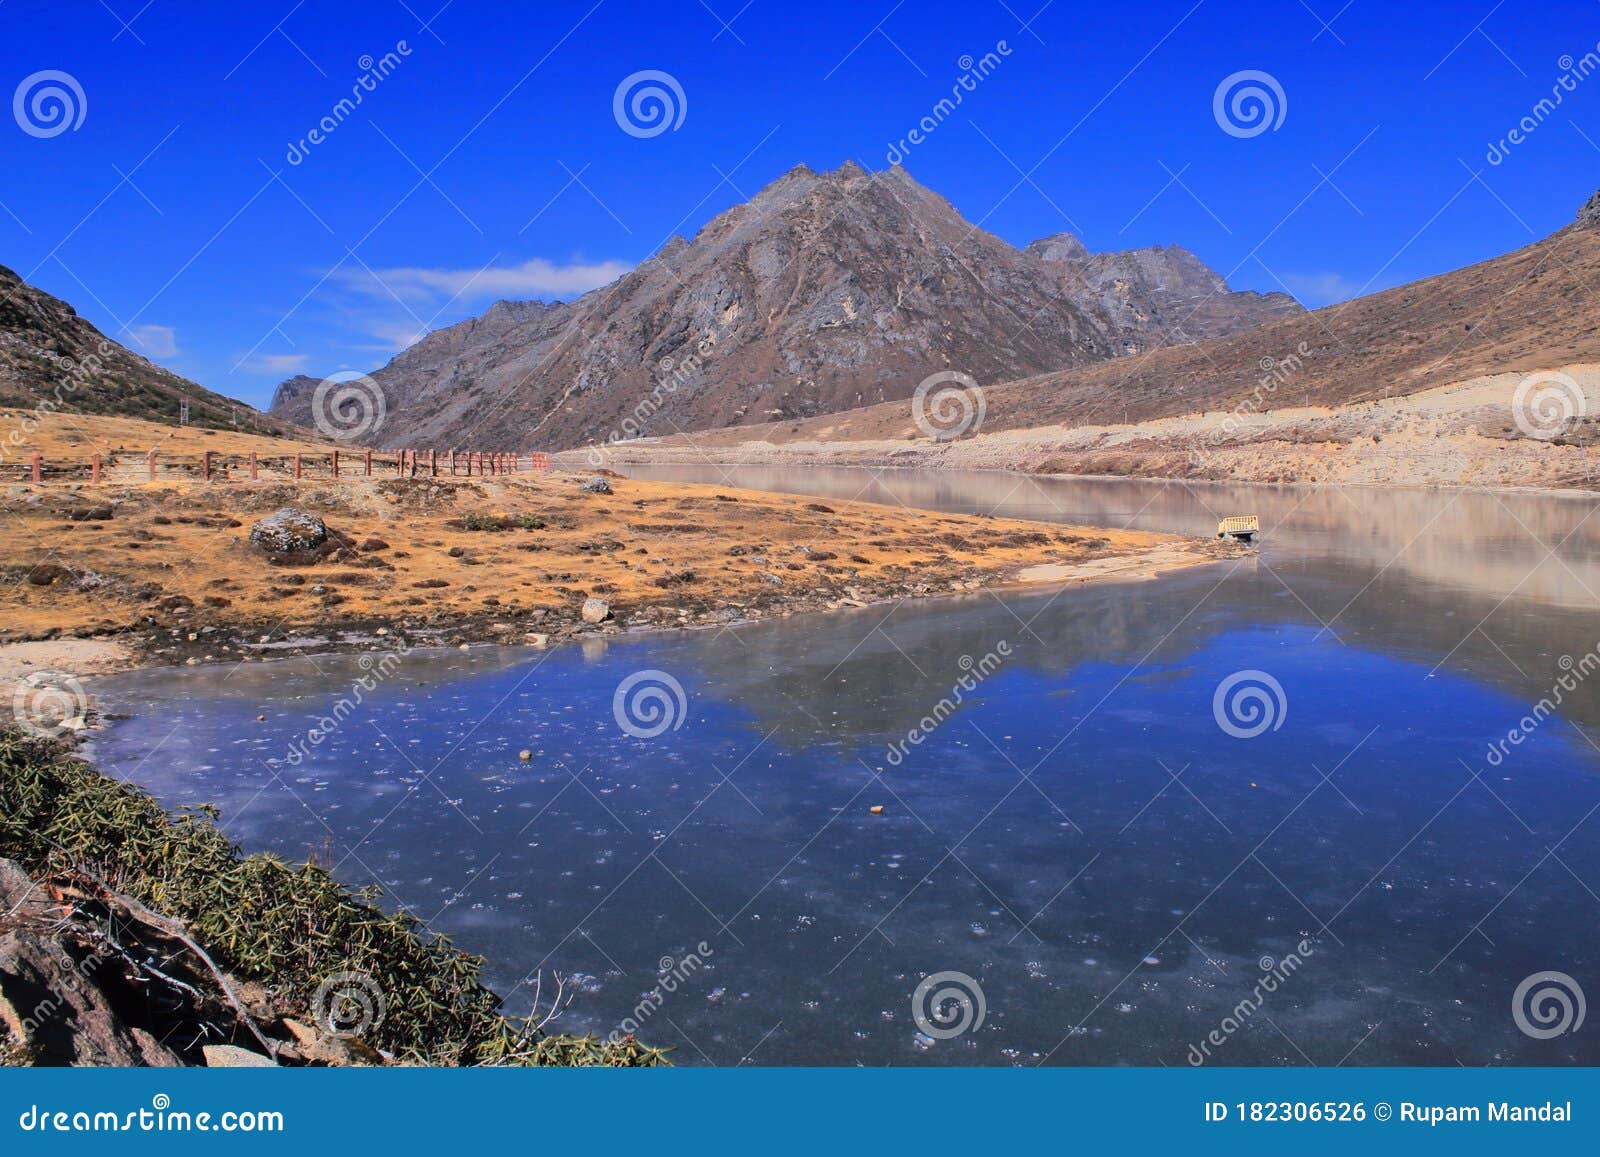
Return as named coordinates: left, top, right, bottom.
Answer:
left=364, top=320, right=431, bottom=351
left=1279, top=272, right=1366, bottom=307
left=241, top=353, right=310, bottom=375
left=334, top=256, right=632, bottom=303
left=127, top=324, right=178, bottom=359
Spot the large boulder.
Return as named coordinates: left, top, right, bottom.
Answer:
left=249, top=508, right=339, bottom=564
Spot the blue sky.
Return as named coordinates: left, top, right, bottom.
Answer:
left=2, top=0, right=1598, bottom=409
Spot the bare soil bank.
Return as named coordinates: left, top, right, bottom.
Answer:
left=582, top=364, right=1600, bottom=492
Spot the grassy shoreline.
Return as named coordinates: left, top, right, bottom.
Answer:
left=0, top=730, right=666, bottom=1067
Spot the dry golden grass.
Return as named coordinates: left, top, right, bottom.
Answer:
left=1, top=409, right=335, bottom=460
left=0, top=467, right=1212, bottom=656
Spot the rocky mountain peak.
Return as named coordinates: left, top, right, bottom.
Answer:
left=275, top=164, right=1304, bottom=449
left=1026, top=232, right=1091, bottom=263
left=1578, top=187, right=1600, bottom=228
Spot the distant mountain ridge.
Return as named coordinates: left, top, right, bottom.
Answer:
left=613, top=184, right=1600, bottom=492
left=0, top=264, right=280, bottom=433
left=271, top=163, right=1300, bottom=450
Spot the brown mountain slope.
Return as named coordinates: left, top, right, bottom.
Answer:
left=645, top=210, right=1600, bottom=445
left=292, top=163, right=1298, bottom=450
left=0, top=265, right=282, bottom=434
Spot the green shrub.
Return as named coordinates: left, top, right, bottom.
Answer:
left=0, top=731, right=666, bottom=1067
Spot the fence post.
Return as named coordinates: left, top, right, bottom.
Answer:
left=396, top=451, right=404, bottom=477
left=30, top=452, right=41, bottom=484
left=147, top=450, right=156, bottom=480
left=250, top=451, right=258, bottom=481
left=430, top=449, right=438, bottom=476
left=91, top=454, right=101, bottom=484
left=202, top=451, right=213, bottom=482
left=364, top=449, right=372, bottom=477
left=293, top=454, right=302, bottom=480
left=332, top=450, right=340, bottom=479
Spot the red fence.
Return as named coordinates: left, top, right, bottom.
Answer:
left=1, top=448, right=555, bottom=485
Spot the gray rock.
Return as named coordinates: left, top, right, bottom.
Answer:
left=0, top=859, right=183, bottom=1067
left=249, top=508, right=329, bottom=558
left=580, top=476, right=612, bottom=494
left=202, top=1043, right=276, bottom=1067
left=580, top=597, right=611, bottom=623
left=1580, top=188, right=1600, bottom=228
